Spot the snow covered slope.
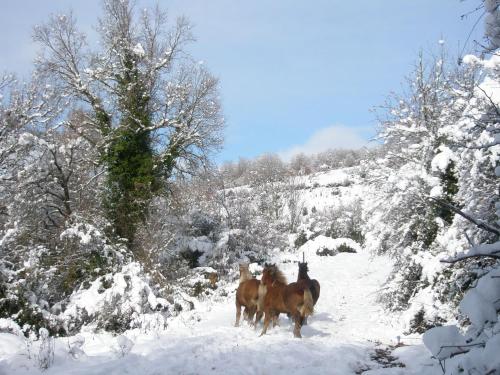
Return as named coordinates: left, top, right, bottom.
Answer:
left=0, top=247, right=441, bottom=374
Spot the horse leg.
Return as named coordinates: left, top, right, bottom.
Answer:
left=272, top=312, right=280, bottom=327
left=254, top=310, right=263, bottom=329
left=246, top=306, right=256, bottom=323
left=303, top=316, right=308, bottom=325
left=293, top=312, right=302, bottom=338
left=243, top=306, right=249, bottom=321
left=235, top=300, right=242, bottom=327
left=259, top=311, right=272, bottom=337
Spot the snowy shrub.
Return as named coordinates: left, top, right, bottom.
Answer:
left=187, top=210, right=220, bottom=238
left=96, top=295, right=134, bottom=333
left=37, top=328, right=54, bottom=370
left=179, top=249, right=204, bottom=268
left=324, top=200, right=365, bottom=245
left=337, top=244, right=357, bottom=253
left=432, top=260, right=494, bottom=308
left=60, top=262, right=170, bottom=334
left=113, top=335, right=134, bottom=358
left=67, top=335, right=85, bottom=359
left=294, top=230, right=308, bottom=249
left=408, top=307, right=445, bottom=334
left=379, top=260, right=426, bottom=312
left=316, top=247, right=337, bottom=256
left=300, top=236, right=362, bottom=258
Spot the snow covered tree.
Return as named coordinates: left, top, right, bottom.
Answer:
left=365, top=50, right=490, bottom=315
left=289, top=153, right=312, bottom=176
left=484, top=0, right=500, bottom=51
left=33, top=0, right=224, bottom=248
left=369, top=52, right=460, bottom=257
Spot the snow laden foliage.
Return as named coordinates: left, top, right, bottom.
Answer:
left=0, top=0, right=224, bottom=342
left=0, top=3, right=499, bottom=374
left=484, top=0, right=500, bottom=51
left=0, top=163, right=388, bottom=374
left=363, top=46, right=498, bottom=372
left=32, top=0, right=224, bottom=247
left=418, top=53, right=500, bottom=374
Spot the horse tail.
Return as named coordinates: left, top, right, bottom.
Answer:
left=311, top=279, right=320, bottom=305
left=257, top=282, right=267, bottom=312
left=300, top=288, right=314, bottom=317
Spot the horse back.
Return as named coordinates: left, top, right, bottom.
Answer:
left=236, top=278, right=260, bottom=304
left=283, top=282, right=311, bottom=312
left=285, top=282, right=308, bottom=297
left=263, top=282, right=288, bottom=313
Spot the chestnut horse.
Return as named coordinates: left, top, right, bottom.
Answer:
left=297, top=261, right=320, bottom=324
left=235, top=264, right=260, bottom=326
left=258, top=264, right=314, bottom=338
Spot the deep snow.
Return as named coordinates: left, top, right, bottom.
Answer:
left=0, top=248, right=441, bottom=374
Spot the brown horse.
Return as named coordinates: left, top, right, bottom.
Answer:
left=296, top=261, right=320, bottom=324
left=235, top=264, right=260, bottom=326
left=258, top=264, right=314, bottom=338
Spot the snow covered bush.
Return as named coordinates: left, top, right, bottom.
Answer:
left=37, top=328, right=54, bottom=370
left=299, top=235, right=362, bottom=258
left=67, top=335, right=85, bottom=359
left=60, top=262, right=171, bottom=334
left=324, top=199, right=364, bottom=245
left=113, top=335, right=134, bottom=358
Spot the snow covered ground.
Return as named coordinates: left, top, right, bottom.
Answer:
left=0, top=247, right=441, bottom=374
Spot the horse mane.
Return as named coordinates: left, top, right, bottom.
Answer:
left=272, top=266, right=288, bottom=285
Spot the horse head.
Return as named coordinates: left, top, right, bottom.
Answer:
left=261, top=264, right=276, bottom=286
left=298, top=262, right=309, bottom=273
left=297, top=262, right=310, bottom=280
left=239, top=263, right=249, bottom=273
left=261, top=265, right=269, bottom=285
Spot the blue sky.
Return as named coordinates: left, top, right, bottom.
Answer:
left=0, top=1, right=484, bottom=163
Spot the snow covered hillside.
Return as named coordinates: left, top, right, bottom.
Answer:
left=0, top=147, right=496, bottom=374
left=0, top=245, right=442, bottom=375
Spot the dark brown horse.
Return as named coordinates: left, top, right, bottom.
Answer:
left=297, top=261, right=320, bottom=324
left=257, top=264, right=314, bottom=338
left=235, top=264, right=260, bottom=326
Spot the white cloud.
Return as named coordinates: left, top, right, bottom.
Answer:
left=279, top=124, right=370, bottom=161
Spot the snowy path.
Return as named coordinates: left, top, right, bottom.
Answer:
left=0, top=250, right=439, bottom=374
